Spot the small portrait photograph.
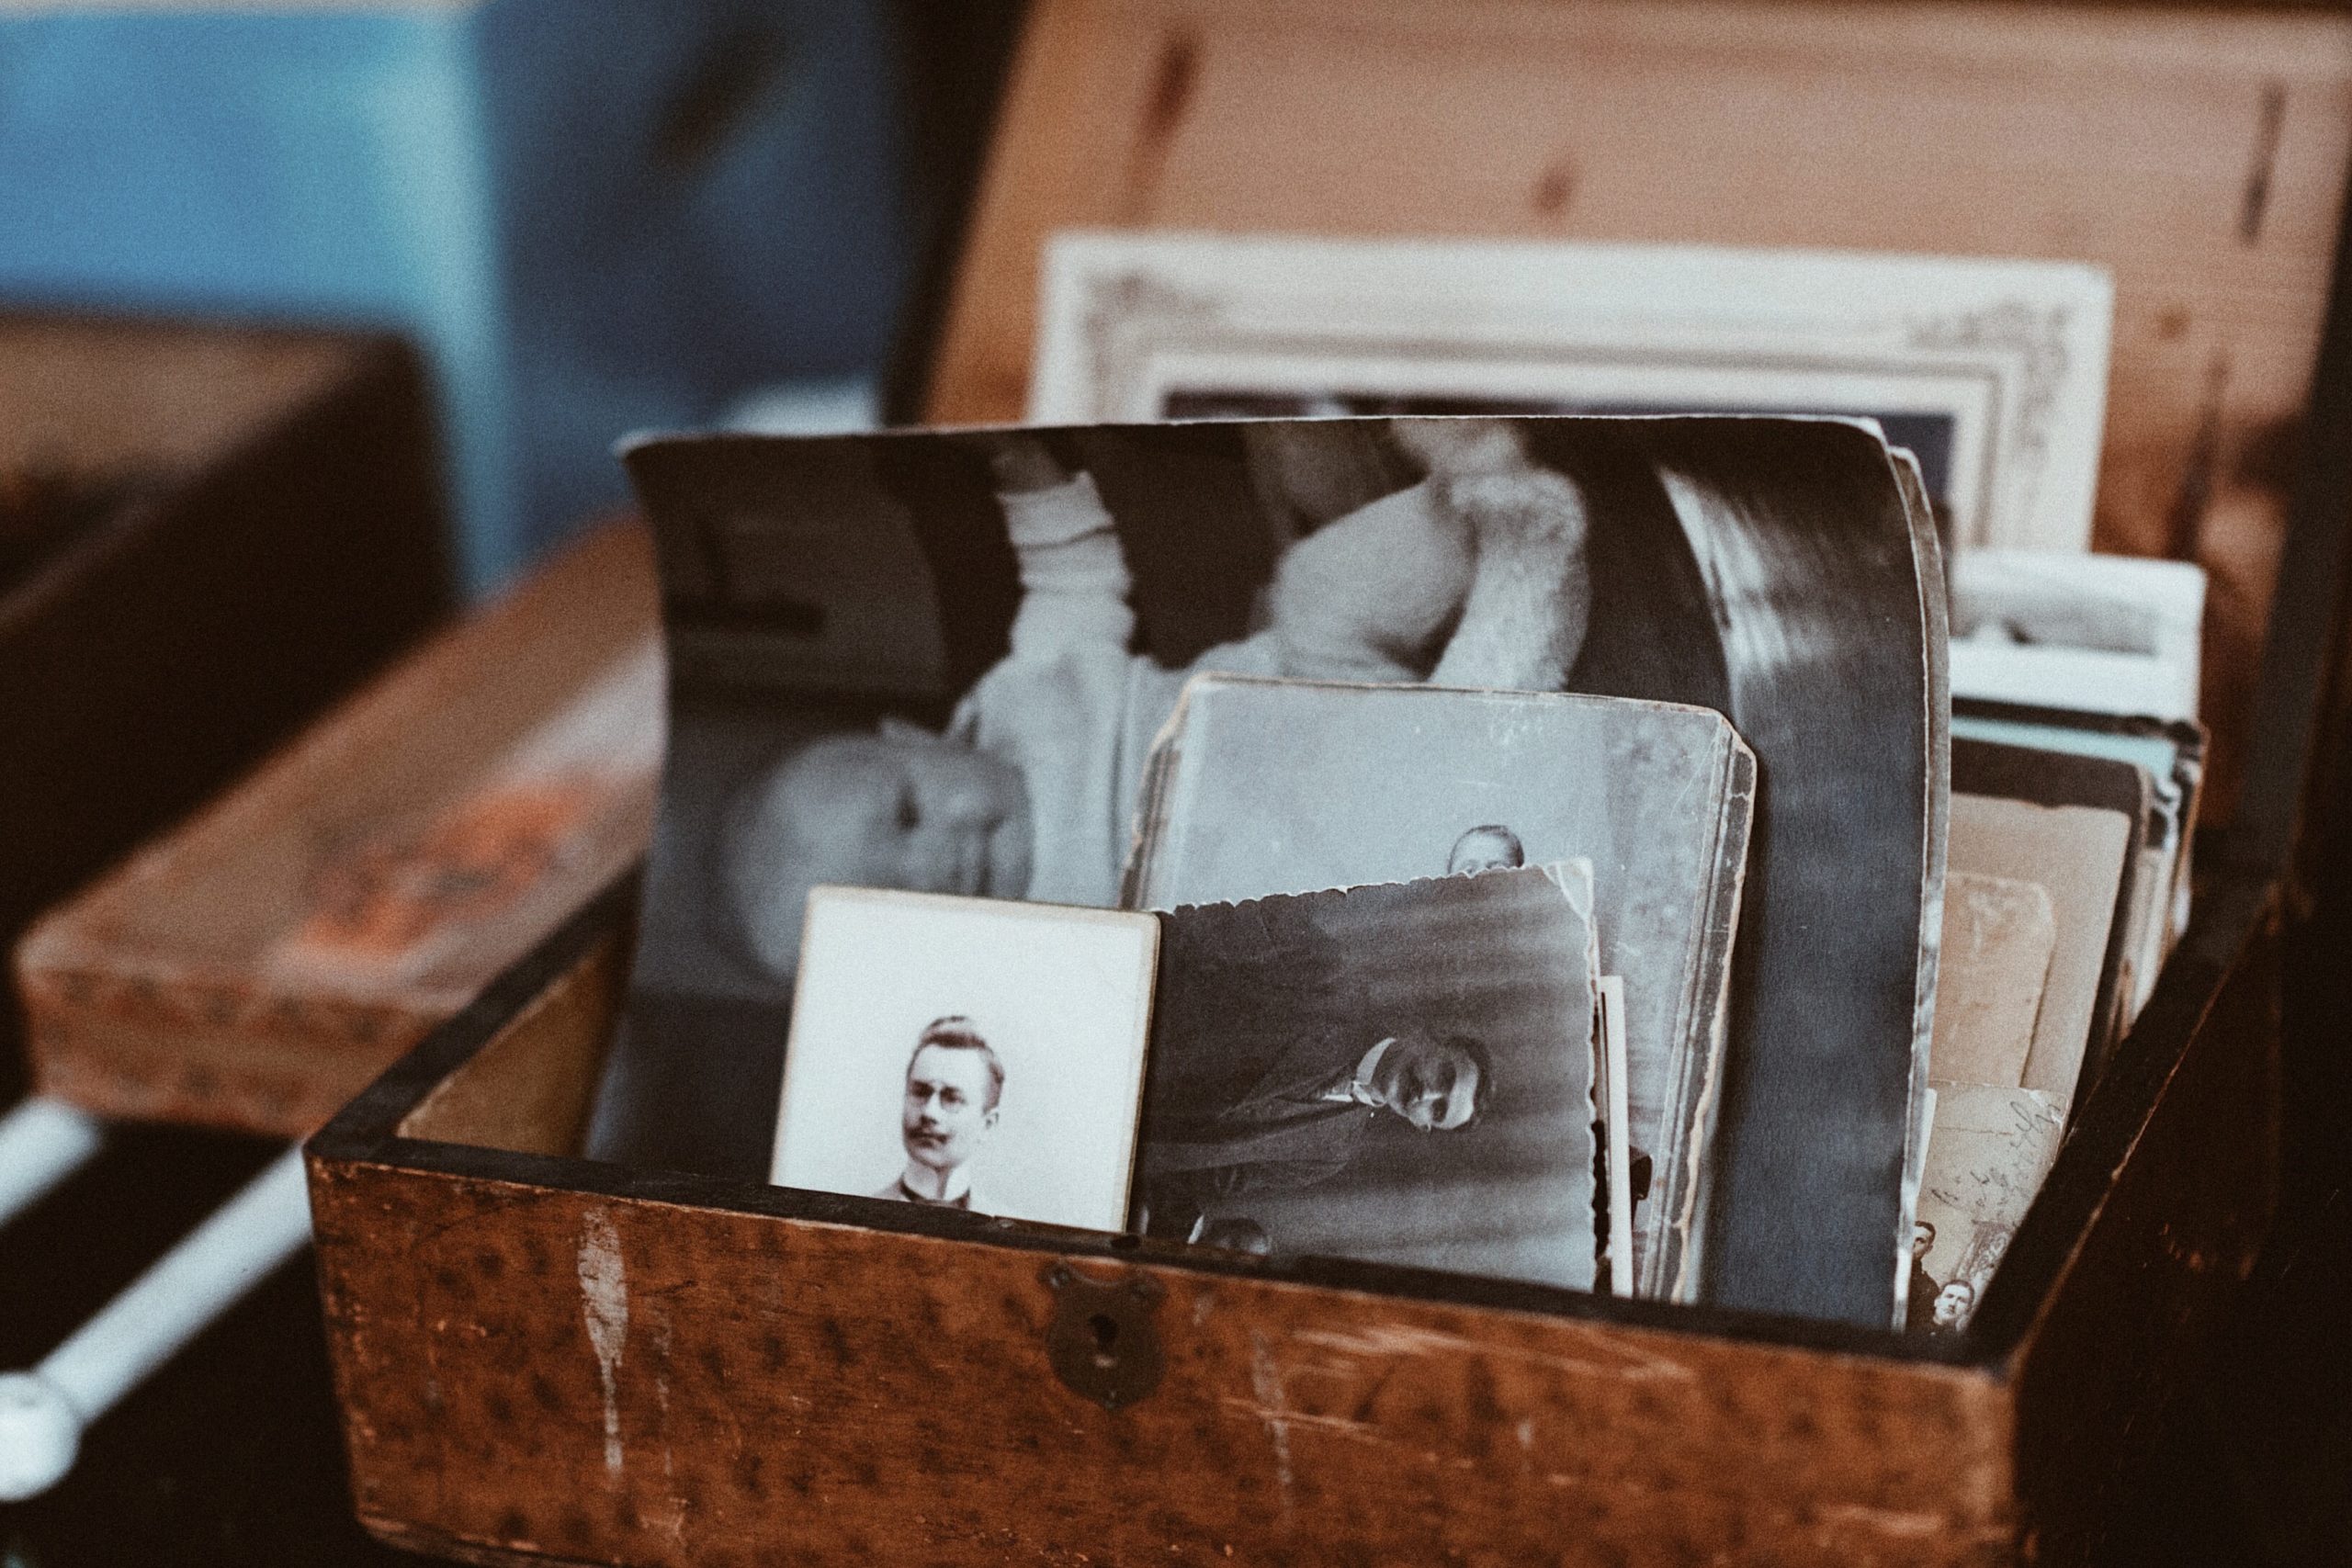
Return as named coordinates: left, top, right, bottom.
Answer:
left=769, top=886, right=1159, bottom=1232
left=1139, top=863, right=1600, bottom=1291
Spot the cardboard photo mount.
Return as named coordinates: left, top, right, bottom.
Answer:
left=308, top=2, right=2352, bottom=1562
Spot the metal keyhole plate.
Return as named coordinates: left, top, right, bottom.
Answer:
left=1043, top=1261, right=1164, bottom=1412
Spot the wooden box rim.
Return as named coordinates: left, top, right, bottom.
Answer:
left=305, top=846, right=2278, bottom=1373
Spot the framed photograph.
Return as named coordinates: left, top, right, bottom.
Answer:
left=771, top=886, right=1159, bottom=1231
left=1031, top=231, right=2111, bottom=552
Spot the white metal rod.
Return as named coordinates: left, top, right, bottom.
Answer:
left=0, top=1143, right=311, bottom=1501
left=0, top=1097, right=105, bottom=1231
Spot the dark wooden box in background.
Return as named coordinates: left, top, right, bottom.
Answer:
left=0, top=314, right=452, bottom=1094
left=306, top=1, right=2352, bottom=1562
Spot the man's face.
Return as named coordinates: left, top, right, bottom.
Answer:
left=1372, top=1036, right=1481, bottom=1133
left=724, top=728, right=1033, bottom=978
left=901, top=1044, right=999, bottom=1174
left=1933, top=1280, right=1974, bottom=1327
left=1912, top=1223, right=1934, bottom=1261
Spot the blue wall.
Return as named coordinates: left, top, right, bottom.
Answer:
left=0, top=1, right=912, bottom=591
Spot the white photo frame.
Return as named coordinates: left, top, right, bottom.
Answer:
left=773, top=886, right=1159, bottom=1231
left=1031, top=231, right=2112, bottom=552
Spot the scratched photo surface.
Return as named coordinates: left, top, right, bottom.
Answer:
left=594, top=414, right=1941, bottom=1329
left=1141, top=865, right=1600, bottom=1291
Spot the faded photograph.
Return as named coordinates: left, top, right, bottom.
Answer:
left=1908, top=1080, right=2066, bottom=1336
left=599, top=413, right=1939, bottom=1329
left=768, top=887, right=1159, bottom=1232
left=1032, top=232, right=2114, bottom=554
left=1140, top=864, right=1600, bottom=1291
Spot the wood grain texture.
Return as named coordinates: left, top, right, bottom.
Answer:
left=15, top=518, right=661, bottom=1137
left=397, top=930, right=628, bottom=1158
left=0, top=316, right=356, bottom=477
left=928, top=0, right=2352, bottom=813
left=313, top=1160, right=2016, bottom=1567
left=306, top=860, right=2289, bottom=1567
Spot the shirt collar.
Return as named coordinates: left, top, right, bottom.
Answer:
left=1320, top=1038, right=1396, bottom=1105
left=899, top=1163, right=976, bottom=1205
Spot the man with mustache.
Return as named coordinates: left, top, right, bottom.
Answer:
left=873, top=1016, right=1003, bottom=1210
left=1139, top=1028, right=1492, bottom=1240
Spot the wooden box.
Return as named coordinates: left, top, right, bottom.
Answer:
left=14, top=517, right=661, bottom=1138
left=0, top=313, right=450, bottom=1086
left=308, top=1, right=2352, bottom=1562
left=310, top=863, right=2280, bottom=1566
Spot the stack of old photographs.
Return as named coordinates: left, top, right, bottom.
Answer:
left=1028, top=229, right=2232, bottom=1337
left=1905, top=702, right=2207, bottom=1336
left=591, top=411, right=1951, bottom=1331
left=1125, top=676, right=1752, bottom=1299
left=586, top=243, right=2227, bottom=1337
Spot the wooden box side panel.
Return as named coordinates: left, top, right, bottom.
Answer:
left=2008, top=892, right=2284, bottom=1560
left=927, top=0, right=2352, bottom=813
left=312, top=1158, right=2019, bottom=1568
left=395, top=928, right=628, bottom=1158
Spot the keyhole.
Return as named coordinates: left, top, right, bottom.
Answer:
left=1088, top=1313, right=1120, bottom=1368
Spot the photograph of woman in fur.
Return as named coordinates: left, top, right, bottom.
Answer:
left=598, top=412, right=1940, bottom=1327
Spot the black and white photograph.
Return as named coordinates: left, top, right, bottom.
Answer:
left=1127, top=674, right=1752, bottom=1302
left=1030, top=230, right=2112, bottom=552
left=1949, top=548, right=2206, bottom=724
left=769, top=886, right=1159, bottom=1232
left=1140, top=864, right=1600, bottom=1291
left=593, top=411, right=1941, bottom=1328
left=1908, top=1081, right=2066, bottom=1337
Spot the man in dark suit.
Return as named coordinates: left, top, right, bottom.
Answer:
left=1138, top=1028, right=1493, bottom=1236
left=1905, top=1220, right=1941, bottom=1333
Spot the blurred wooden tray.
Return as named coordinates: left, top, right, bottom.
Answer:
left=15, top=518, right=661, bottom=1138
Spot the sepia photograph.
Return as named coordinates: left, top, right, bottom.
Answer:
left=599, top=412, right=1940, bottom=1328
left=1907, top=1081, right=2066, bottom=1336
left=1030, top=230, right=2112, bottom=552
left=768, top=886, right=1159, bottom=1232
left=1140, top=864, right=1600, bottom=1291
